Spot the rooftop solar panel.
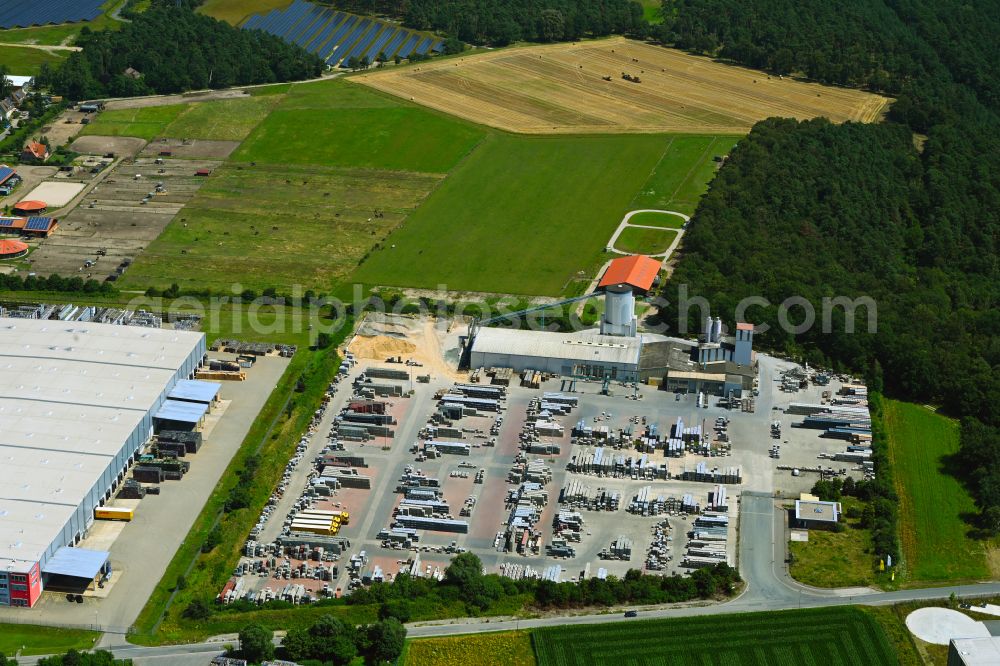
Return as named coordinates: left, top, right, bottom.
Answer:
left=25, top=217, right=52, bottom=231
left=0, top=218, right=16, bottom=227
left=0, top=167, right=14, bottom=184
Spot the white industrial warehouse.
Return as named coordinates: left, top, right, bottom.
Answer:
left=0, top=318, right=208, bottom=607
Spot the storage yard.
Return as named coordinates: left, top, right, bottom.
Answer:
left=217, top=306, right=874, bottom=606
left=357, top=37, right=891, bottom=134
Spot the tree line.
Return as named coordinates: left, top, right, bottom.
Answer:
left=333, top=0, right=647, bottom=46
left=37, top=0, right=323, bottom=100
left=238, top=614, right=405, bottom=665
left=654, top=0, right=999, bottom=531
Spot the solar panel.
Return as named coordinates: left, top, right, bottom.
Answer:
left=25, top=217, right=52, bottom=231
left=414, top=37, right=434, bottom=56
left=362, top=27, right=399, bottom=63
left=305, top=12, right=345, bottom=53
left=382, top=28, right=409, bottom=59
left=0, top=218, right=16, bottom=227
left=342, top=23, right=381, bottom=65
left=0, top=0, right=104, bottom=29
left=327, top=18, right=372, bottom=65
left=0, top=166, right=13, bottom=183
left=293, top=9, right=331, bottom=46
left=319, top=15, right=357, bottom=61
left=397, top=34, right=421, bottom=59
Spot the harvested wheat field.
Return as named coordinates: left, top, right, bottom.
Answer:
left=357, top=37, right=891, bottom=134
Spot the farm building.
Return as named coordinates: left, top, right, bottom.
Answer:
left=0, top=238, right=28, bottom=259
left=792, top=497, right=842, bottom=530
left=0, top=318, right=210, bottom=607
left=0, top=164, right=21, bottom=195
left=21, top=141, right=49, bottom=164
left=0, top=215, right=58, bottom=237
left=13, top=199, right=46, bottom=215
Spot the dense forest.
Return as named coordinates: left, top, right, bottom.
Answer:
left=39, top=0, right=323, bottom=99
left=656, top=0, right=1000, bottom=526
left=333, top=0, right=646, bottom=45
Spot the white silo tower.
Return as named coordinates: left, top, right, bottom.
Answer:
left=601, top=284, right=637, bottom=337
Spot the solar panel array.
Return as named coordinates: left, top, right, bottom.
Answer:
left=242, top=0, right=442, bottom=68
left=25, top=217, right=52, bottom=231
left=0, top=166, right=15, bottom=184
left=0, top=0, right=104, bottom=29
left=0, top=218, right=15, bottom=228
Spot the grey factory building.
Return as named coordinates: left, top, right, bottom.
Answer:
left=0, top=318, right=209, bottom=607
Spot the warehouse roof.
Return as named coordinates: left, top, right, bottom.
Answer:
left=41, top=546, right=109, bottom=579
left=598, top=255, right=661, bottom=292
left=0, top=318, right=204, bottom=571
left=155, top=398, right=208, bottom=424
left=472, top=327, right=643, bottom=366
left=168, top=379, right=220, bottom=403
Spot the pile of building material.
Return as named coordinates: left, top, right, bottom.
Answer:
left=508, top=457, right=552, bottom=485
left=600, top=535, right=633, bottom=560
left=682, top=512, right=731, bottom=568
left=558, top=479, right=620, bottom=511
left=678, top=462, right=741, bottom=484
left=568, top=447, right=670, bottom=479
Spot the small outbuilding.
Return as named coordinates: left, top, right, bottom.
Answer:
left=793, top=497, right=842, bottom=530
left=13, top=199, right=46, bottom=215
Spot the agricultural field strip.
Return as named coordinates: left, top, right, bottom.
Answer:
left=358, top=37, right=890, bottom=134
left=532, top=609, right=897, bottom=666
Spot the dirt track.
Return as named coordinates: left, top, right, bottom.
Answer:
left=358, top=37, right=891, bottom=134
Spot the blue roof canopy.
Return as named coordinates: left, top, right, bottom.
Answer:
left=155, top=398, right=208, bottom=424
left=42, top=547, right=109, bottom=579
left=168, top=379, right=220, bottom=404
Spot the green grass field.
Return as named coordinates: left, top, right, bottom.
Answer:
left=0, top=45, right=66, bottom=75
left=627, top=210, right=687, bottom=228
left=614, top=226, right=677, bottom=255
left=0, top=624, right=99, bottom=657
left=885, top=399, right=989, bottom=582
left=119, top=163, right=441, bottom=292
left=533, top=607, right=898, bottom=666
left=789, top=497, right=878, bottom=588
left=233, top=81, right=485, bottom=173
left=355, top=133, right=671, bottom=295
left=80, top=104, right=187, bottom=140
left=161, top=96, right=281, bottom=141
left=404, top=631, right=536, bottom=666
left=629, top=135, right=737, bottom=216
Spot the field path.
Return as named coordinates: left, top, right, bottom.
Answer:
left=0, top=41, right=81, bottom=52
left=607, top=209, right=688, bottom=256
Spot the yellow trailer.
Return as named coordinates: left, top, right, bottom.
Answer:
left=95, top=507, right=134, bottom=521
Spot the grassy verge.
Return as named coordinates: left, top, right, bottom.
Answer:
left=0, top=45, right=66, bottom=75
left=403, top=631, right=536, bottom=666
left=130, top=335, right=349, bottom=644
left=789, top=497, right=877, bottom=588
left=885, top=399, right=988, bottom=582
left=860, top=607, right=922, bottom=666
left=0, top=624, right=100, bottom=657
